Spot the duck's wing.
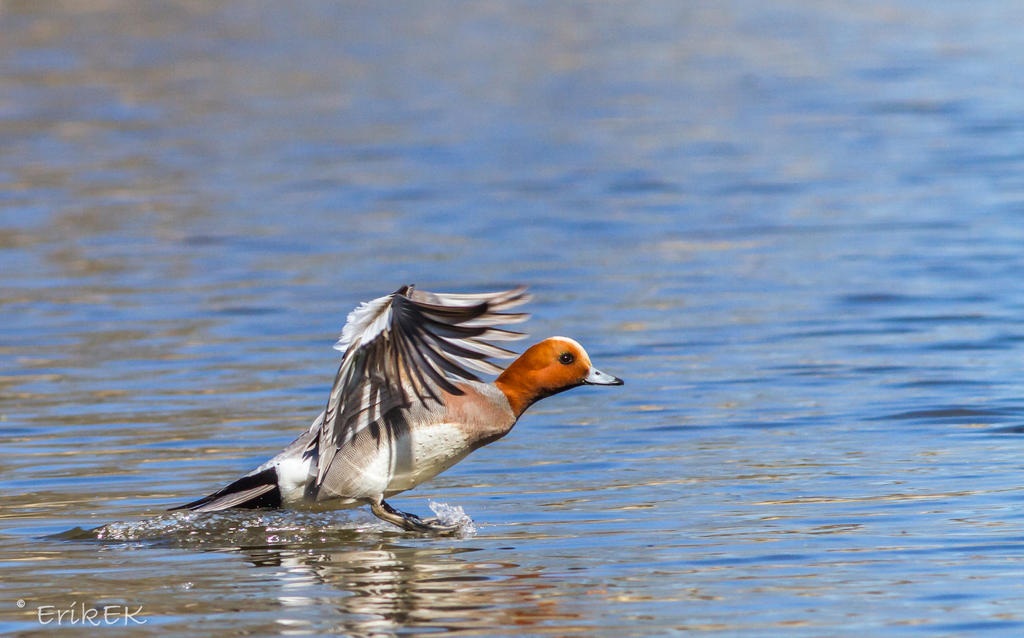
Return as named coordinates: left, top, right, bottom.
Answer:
left=313, top=284, right=530, bottom=486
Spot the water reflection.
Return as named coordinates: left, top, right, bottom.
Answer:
left=61, top=511, right=585, bottom=635
left=246, top=544, right=574, bottom=637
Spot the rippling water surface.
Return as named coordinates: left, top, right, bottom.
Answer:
left=5, top=2, right=1024, bottom=635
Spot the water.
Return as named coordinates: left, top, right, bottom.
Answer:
left=4, top=1, right=1024, bottom=635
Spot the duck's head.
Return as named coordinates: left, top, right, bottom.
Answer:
left=495, top=336, right=623, bottom=417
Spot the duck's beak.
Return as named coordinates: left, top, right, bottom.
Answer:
left=584, top=367, right=624, bottom=386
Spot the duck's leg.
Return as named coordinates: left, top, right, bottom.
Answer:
left=369, top=499, right=460, bottom=534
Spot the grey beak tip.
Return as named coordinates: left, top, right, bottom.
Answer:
left=583, top=371, right=624, bottom=386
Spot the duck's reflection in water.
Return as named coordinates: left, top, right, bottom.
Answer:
left=240, top=542, right=581, bottom=636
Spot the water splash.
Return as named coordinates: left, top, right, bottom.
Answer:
left=53, top=504, right=475, bottom=547
left=54, top=509, right=395, bottom=548
left=428, top=501, right=476, bottom=536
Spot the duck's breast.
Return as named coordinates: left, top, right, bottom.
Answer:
left=386, top=382, right=517, bottom=494
left=316, top=382, right=516, bottom=501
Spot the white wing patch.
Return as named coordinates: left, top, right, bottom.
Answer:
left=333, top=294, right=393, bottom=353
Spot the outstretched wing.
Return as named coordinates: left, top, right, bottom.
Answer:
left=313, top=284, right=530, bottom=486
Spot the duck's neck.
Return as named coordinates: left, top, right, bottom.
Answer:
left=495, top=360, right=538, bottom=419
left=496, top=359, right=577, bottom=419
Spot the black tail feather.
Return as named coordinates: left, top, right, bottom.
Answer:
left=170, top=466, right=282, bottom=512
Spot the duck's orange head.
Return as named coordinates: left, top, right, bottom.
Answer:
left=495, top=336, right=623, bottom=417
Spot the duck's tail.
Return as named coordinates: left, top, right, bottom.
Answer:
left=169, top=466, right=282, bottom=513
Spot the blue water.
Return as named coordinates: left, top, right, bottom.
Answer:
left=5, top=1, right=1024, bottom=635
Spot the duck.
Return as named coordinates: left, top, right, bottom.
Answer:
left=171, top=285, right=623, bottom=532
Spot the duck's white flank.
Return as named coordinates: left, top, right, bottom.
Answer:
left=276, top=456, right=312, bottom=503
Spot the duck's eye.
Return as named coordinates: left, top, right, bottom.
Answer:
left=559, top=352, right=575, bottom=365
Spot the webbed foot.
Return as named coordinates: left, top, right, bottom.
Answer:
left=369, top=499, right=461, bottom=534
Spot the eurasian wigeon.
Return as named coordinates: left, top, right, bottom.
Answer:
left=172, top=285, right=623, bottom=532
